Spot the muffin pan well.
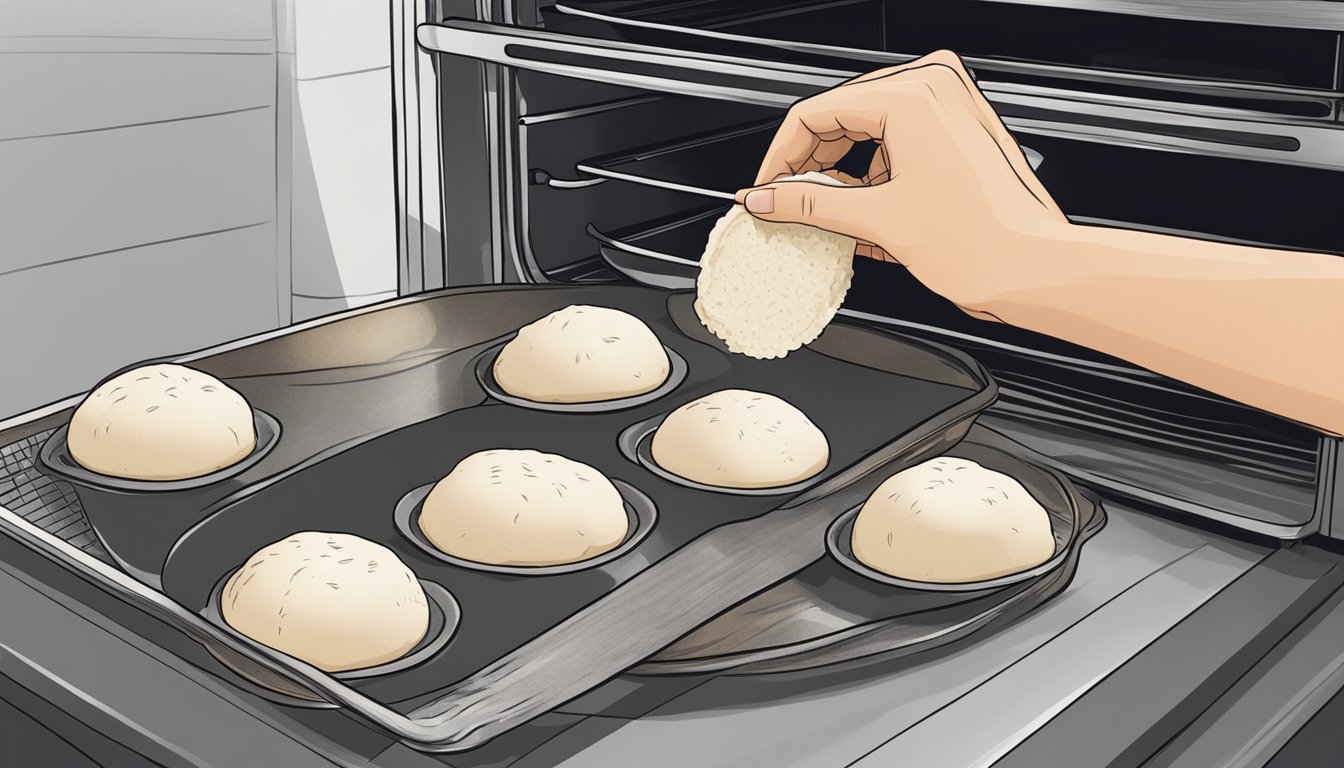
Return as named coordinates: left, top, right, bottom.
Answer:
left=30, top=284, right=1105, bottom=752
left=39, top=409, right=282, bottom=494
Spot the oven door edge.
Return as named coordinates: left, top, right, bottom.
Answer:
left=417, top=19, right=1344, bottom=171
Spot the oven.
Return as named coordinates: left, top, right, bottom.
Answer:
left=410, top=0, right=1344, bottom=542
left=2, top=2, right=1344, bottom=766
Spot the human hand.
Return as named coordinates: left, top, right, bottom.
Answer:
left=735, top=50, right=1066, bottom=317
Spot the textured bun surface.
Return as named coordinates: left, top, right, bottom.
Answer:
left=68, top=364, right=256, bottom=481
left=695, top=172, right=857, bottom=359
left=420, top=449, right=629, bottom=566
left=493, top=305, right=670, bottom=403
left=222, top=532, right=430, bottom=672
left=651, top=389, right=829, bottom=489
left=853, top=457, right=1055, bottom=583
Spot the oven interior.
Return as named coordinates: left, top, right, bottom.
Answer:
left=430, top=0, right=1342, bottom=538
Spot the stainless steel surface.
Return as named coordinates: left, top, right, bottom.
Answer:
left=967, top=0, right=1344, bottom=31
left=552, top=2, right=1344, bottom=101
left=848, top=540, right=1275, bottom=768
left=418, top=20, right=1344, bottom=170
left=1148, top=585, right=1344, bottom=768
left=1324, top=438, right=1343, bottom=539
left=417, top=19, right=846, bottom=109
left=527, top=504, right=1269, bottom=767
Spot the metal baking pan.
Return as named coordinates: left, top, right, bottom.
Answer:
left=159, top=297, right=992, bottom=698
left=635, top=423, right=1105, bottom=675
left=33, top=285, right=1003, bottom=751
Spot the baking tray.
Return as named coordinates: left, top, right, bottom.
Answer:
left=159, top=300, right=990, bottom=697
left=635, top=423, right=1105, bottom=675
left=37, top=285, right=1002, bottom=751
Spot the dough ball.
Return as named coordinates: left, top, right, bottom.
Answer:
left=695, top=172, right=858, bottom=359
left=493, top=305, right=670, bottom=403
left=420, top=449, right=629, bottom=567
left=222, top=532, right=430, bottom=672
left=852, top=457, right=1055, bottom=583
left=651, top=389, right=829, bottom=489
left=68, top=364, right=257, bottom=481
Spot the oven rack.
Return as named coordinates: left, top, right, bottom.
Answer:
left=0, top=429, right=108, bottom=560
left=548, top=0, right=1344, bottom=116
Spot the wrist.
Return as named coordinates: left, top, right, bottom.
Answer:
left=955, top=215, right=1082, bottom=321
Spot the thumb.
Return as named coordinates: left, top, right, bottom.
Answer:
left=734, top=180, right=870, bottom=239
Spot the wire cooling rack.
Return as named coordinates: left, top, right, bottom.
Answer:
left=1, top=429, right=109, bottom=560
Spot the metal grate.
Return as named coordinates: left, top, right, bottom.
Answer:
left=0, top=430, right=110, bottom=560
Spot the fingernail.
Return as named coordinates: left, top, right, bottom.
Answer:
left=743, top=188, right=774, bottom=214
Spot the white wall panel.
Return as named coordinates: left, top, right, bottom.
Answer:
left=293, top=0, right=391, bottom=79
left=0, top=52, right=273, bottom=140
left=0, top=0, right=273, bottom=42
left=0, top=108, right=275, bottom=276
left=0, top=225, right=281, bottom=418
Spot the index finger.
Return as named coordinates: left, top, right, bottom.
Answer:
left=753, top=97, right=891, bottom=185
left=753, top=55, right=944, bottom=186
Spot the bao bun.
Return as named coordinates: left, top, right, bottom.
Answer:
left=493, top=305, right=670, bottom=403
left=222, top=532, right=430, bottom=672
left=852, top=457, right=1054, bottom=583
left=419, top=449, right=629, bottom=566
left=68, top=363, right=256, bottom=481
left=651, top=389, right=829, bottom=489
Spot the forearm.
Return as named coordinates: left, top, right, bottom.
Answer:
left=982, top=221, right=1344, bottom=434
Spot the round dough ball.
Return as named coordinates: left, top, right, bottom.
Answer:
left=420, top=449, right=629, bottom=567
left=68, top=364, right=257, bottom=481
left=493, top=305, right=670, bottom=403
left=651, top=389, right=829, bottom=489
left=222, top=532, right=430, bottom=672
left=852, top=457, right=1055, bottom=583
